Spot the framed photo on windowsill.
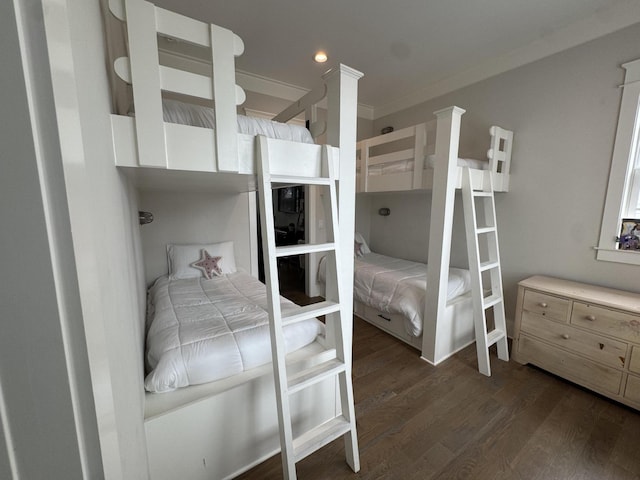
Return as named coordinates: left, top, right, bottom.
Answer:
left=617, top=218, right=640, bottom=250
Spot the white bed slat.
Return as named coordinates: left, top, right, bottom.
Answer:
left=367, top=148, right=415, bottom=167
left=210, top=24, right=240, bottom=172
left=413, top=123, right=426, bottom=190
left=124, top=0, right=167, bottom=168
left=364, top=124, right=419, bottom=147
left=114, top=57, right=245, bottom=106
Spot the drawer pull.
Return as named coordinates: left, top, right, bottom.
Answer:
left=585, top=315, right=596, bottom=321
left=561, top=333, right=570, bottom=340
left=539, top=302, right=548, bottom=308
left=378, top=314, right=391, bottom=322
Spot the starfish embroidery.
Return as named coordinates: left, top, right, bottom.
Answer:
left=191, top=249, right=223, bottom=279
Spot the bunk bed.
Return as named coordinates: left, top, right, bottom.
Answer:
left=103, top=0, right=362, bottom=478
left=353, top=108, right=514, bottom=365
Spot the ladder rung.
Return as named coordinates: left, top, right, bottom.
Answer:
left=271, top=174, right=332, bottom=186
left=486, top=328, right=506, bottom=346
left=293, top=416, right=352, bottom=462
left=476, top=226, right=496, bottom=235
left=282, top=300, right=341, bottom=326
left=479, top=261, right=500, bottom=272
left=287, top=358, right=346, bottom=394
left=483, top=293, right=503, bottom=309
left=276, top=242, right=335, bottom=257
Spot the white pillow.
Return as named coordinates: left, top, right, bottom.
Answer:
left=167, top=241, right=237, bottom=279
left=354, top=232, right=371, bottom=255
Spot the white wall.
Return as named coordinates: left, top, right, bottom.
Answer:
left=139, top=191, right=257, bottom=284
left=368, top=23, right=640, bottom=330
left=43, top=0, right=149, bottom=477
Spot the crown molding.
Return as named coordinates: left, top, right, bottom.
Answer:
left=373, top=1, right=640, bottom=119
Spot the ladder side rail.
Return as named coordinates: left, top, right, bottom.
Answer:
left=462, top=167, right=492, bottom=376
left=256, top=136, right=297, bottom=479
left=485, top=174, right=509, bottom=362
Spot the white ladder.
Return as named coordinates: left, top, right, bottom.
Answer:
left=256, top=136, right=360, bottom=479
left=461, top=167, right=509, bottom=376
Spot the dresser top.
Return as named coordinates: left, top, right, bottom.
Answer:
left=519, top=275, right=640, bottom=315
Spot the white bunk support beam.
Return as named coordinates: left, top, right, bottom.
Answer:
left=421, top=106, right=466, bottom=364
left=320, top=63, right=363, bottom=473
left=108, top=0, right=245, bottom=172
left=272, top=84, right=328, bottom=140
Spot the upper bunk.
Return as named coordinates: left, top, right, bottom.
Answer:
left=356, top=106, right=513, bottom=194
left=103, top=0, right=362, bottom=193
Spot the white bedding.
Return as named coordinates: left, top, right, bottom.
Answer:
left=144, top=272, right=324, bottom=393
left=353, top=253, right=471, bottom=336
left=162, top=99, right=314, bottom=144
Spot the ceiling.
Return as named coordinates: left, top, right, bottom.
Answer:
left=154, top=0, right=640, bottom=118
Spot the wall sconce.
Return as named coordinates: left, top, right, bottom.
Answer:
left=139, top=211, right=154, bottom=225
left=378, top=207, right=390, bottom=216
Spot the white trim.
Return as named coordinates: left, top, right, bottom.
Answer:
left=597, top=58, right=640, bottom=265
left=373, top=2, right=640, bottom=119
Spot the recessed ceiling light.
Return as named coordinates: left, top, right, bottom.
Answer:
left=314, top=51, right=328, bottom=63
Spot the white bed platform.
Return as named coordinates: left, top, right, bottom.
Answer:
left=103, top=0, right=361, bottom=478
left=354, top=296, right=474, bottom=362
left=354, top=107, right=514, bottom=366
left=356, top=110, right=513, bottom=194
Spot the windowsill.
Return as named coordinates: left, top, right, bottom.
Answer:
left=595, top=247, right=640, bottom=266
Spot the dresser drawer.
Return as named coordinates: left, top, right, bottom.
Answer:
left=521, top=312, right=627, bottom=368
left=624, top=374, right=640, bottom=404
left=523, top=290, right=570, bottom=323
left=571, top=302, right=640, bottom=344
left=630, top=346, right=640, bottom=374
left=518, top=335, right=622, bottom=395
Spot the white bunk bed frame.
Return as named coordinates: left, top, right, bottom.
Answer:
left=354, top=107, right=514, bottom=366
left=104, top=1, right=362, bottom=479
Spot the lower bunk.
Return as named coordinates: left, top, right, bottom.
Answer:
left=321, top=235, right=476, bottom=363
left=142, top=242, right=338, bottom=479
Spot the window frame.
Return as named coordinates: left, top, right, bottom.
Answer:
left=597, top=58, right=640, bottom=266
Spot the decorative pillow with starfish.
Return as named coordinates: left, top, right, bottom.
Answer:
left=167, top=241, right=237, bottom=279
left=191, top=249, right=223, bottom=279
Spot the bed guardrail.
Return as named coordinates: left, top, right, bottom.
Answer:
left=108, top=0, right=245, bottom=172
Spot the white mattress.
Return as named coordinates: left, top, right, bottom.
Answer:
left=144, top=272, right=324, bottom=393
left=353, top=253, right=471, bottom=337
left=161, top=99, right=314, bottom=144
left=362, top=155, right=488, bottom=176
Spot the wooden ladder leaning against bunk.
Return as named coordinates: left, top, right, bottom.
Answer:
left=462, top=165, right=510, bottom=376
left=256, top=136, right=359, bottom=479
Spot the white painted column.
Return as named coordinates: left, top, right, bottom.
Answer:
left=323, top=64, right=363, bottom=353
left=421, top=106, right=465, bottom=364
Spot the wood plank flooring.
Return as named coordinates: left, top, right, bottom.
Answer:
left=237, top=316, right=640, bottom=480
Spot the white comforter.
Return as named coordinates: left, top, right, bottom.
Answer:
left=354, top=253, right=471, bottom=337
left=161, top=99, right=314, bottom=144
left=144, top=272, right=324, bottom=393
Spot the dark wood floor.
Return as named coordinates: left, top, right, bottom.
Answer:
left=237, top=315, right=640, bottom=480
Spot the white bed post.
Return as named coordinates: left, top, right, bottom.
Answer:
left=123, top=0, right=167, bottom=168
left=322, top=64, right=363, bottom=349
left=322, top=64, right=362, bottom=472
left=421, top=106, right=465, bottom=364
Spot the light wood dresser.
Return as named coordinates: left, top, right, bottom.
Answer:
left=513, top=275, right=640, bottom=410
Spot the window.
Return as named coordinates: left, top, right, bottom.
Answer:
left=597, top=58, right=640, bottom=265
